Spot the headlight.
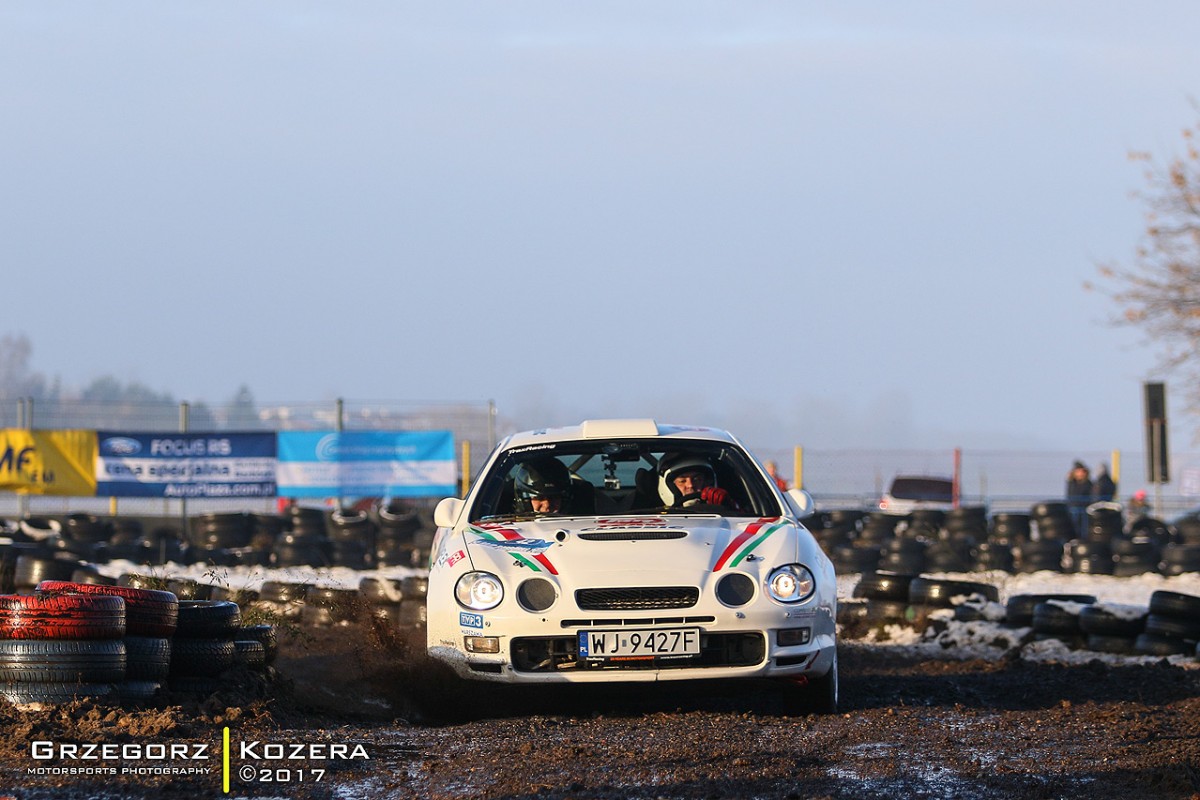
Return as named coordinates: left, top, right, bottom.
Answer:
left=455, top=572, right=504, bottom=610
left=767, top=564, right=816, bottom=604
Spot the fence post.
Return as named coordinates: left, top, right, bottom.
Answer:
left=1111, top=449, right=1121, bottom=500
left=461, top=440, right=472, bottom=498
left=487, top=400, right=496, bottom=451
left=953, top=447, right=962, bottom=509
left=17, top=398, right=30, bottom=518
left=336, top=397, right=344, bottom=510
left=179, top=402, right=190, bottom=551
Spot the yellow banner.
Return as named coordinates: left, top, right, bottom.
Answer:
left=0, top=429, right=97, bottom=496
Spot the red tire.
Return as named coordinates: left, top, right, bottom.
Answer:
left=0, top=593, right=125, bottom=640
left=37, top=581, right=178, bottom=637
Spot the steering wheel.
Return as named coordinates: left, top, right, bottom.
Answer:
left=674, top=491, right=705, bottom=507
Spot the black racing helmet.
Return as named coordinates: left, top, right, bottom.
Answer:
left=513, top=457, right=571, bottom=511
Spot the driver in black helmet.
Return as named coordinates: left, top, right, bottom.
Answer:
left=513, top=457, right=572, bottom=515
left=658, top=453, right=738, bottom=510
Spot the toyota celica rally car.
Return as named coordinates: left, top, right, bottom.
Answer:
left=427, top=419, right=839, bottom=712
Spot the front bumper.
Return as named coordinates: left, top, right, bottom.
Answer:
left=428, top=605, right=836, bottom=684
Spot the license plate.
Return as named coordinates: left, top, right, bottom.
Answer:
left=578, top=627, right=701, bottom=660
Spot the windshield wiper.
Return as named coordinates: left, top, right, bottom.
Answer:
left=476, top=513, right=540, bottom=523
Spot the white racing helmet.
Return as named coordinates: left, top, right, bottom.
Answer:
left=658, top=453, right=717, bottom=506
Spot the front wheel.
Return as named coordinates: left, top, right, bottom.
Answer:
left=781, top=653, right=838, bottom=715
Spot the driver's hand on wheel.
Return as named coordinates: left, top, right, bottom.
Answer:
left=700, top=487, right=731, bottom=506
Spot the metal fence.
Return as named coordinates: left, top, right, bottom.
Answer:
left=749, top=445, right=1200, bottom=520
left=1, top=397, right=497, bottom=518
left=4, top=396, right=1200, bottom=522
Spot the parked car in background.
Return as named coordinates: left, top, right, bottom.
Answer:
left=879, top=475, right=956, bottom=515
left=427, top=419, right=839, bottom=712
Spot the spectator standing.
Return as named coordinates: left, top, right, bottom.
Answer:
left=1126, top=489, right=1150, bottom=521
left=765, top=460, right=789, bottom=492
left=1066, top=461, right=1092, bottom=536
left=1093, top=464, right=1116, bottom=502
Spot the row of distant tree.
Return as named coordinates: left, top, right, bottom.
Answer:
left=0, top=333, right=261, bottom=430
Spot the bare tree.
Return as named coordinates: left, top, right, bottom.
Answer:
left=1092, top=119, right=1200, bottom=425
left=0, top=333, right=49, bottom=400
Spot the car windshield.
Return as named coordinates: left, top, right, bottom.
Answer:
left=469, top=438, right=781, bottom=522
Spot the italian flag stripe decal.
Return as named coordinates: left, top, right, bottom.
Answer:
left=470, top=525, right=559, bottom=575
left=714, top=517, right=782, bottom=571
left=729, top=521, right=787, bottom=568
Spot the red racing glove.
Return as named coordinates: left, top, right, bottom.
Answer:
left=700, top=487, right=731, bottom=506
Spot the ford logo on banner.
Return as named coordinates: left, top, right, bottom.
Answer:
left=100, top=437, right=142, bottom=456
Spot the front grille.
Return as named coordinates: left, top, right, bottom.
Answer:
left=561, top=616, right=716, bottom=628
left=576, top=586, right=699, bottom=611
left=577, top=530, right=687, bottom=541
left=511, top=632, right=766, bottom=672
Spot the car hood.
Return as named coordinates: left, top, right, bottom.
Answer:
left=458, top=515, right=811, bottom=578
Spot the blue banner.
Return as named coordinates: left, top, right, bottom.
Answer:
left=95, top=432, right=277, bottom=498
left=276, top=430, right=456, bottom=498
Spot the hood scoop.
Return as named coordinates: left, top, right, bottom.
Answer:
left=576, top=530, right=688, bottom=542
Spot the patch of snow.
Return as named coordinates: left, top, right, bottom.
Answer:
left=1091, top=601, right=1148, bottom=620
left=1043, top=599, right=1090, bottom=615
left=93, top=559, right=424, bottom=591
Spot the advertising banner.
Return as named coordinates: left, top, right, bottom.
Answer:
left=0, top=429, right=97, bottom=495
left=95, top=432, right=277, bottom=498
left=276, top=430, right=456, bottom=498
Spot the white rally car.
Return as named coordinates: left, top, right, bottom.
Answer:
left=427, top=419, right=838, bottom=712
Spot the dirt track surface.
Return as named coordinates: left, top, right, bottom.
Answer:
left=2, top=622, right=1200, bottom=800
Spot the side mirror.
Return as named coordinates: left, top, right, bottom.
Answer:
left=433, top=497, right=465, bottom=529
left=785, top=488, right=816, bottom=519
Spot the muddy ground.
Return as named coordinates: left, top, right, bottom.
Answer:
left=2, top=617, right=1200, bottom=800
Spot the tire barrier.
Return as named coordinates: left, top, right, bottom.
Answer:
left=0, top=682, right=118, bottom=705
left=0, top=639, right=126, bottom=683
left=845, top=576, right=1200, bottom=662
left=233, top=640, right=266, bottom=669
left=809, top=502, right=1200, bottom=579
left=236, top=625, right=278, bottom=665
left=2, top=504, right=444, bottom=572
left=0, top=581, right=282, bottom=706
left=124, top=636, right=171, bottom=681
left=169, top=638, right=235, bottom=678
left=0, top=593, right=125, bottom=640
left=13, top=555, right=83, bottom=594
left=175, top=600, right=241, bottom=639
left=302, top=587, right=361, bottom=626
left=37, top=581, right=179, bottom=637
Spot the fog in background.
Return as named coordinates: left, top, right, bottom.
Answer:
left=4, top=3, right=1200, bottom=456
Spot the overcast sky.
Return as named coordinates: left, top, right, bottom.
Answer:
left=3, top=2, right=1199, bottom=456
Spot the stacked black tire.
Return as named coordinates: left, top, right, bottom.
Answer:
left=375, top=501, right=425, bottom=567
left=1079, top=603, right=1148, bottom=655
left=302, top=586, right=362, bottom=626
left=0, top=592, right=126, bottom=705
left=1161, top=515, right=1200, bottom=575
left=37, top=580, right=179, bottom=704
left=273, top=507, right=330, bottom=567
left=843, top=573, right=1000, bottom=628
left=327, top=508, right=375, bottom=570
left=358, top=576, right=428, bottom=633
left=1139, top=591, right=1200, bottom=656
left=170, top=600, right=242, bottom=694
left=188, top=512, right=255, bottom=567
